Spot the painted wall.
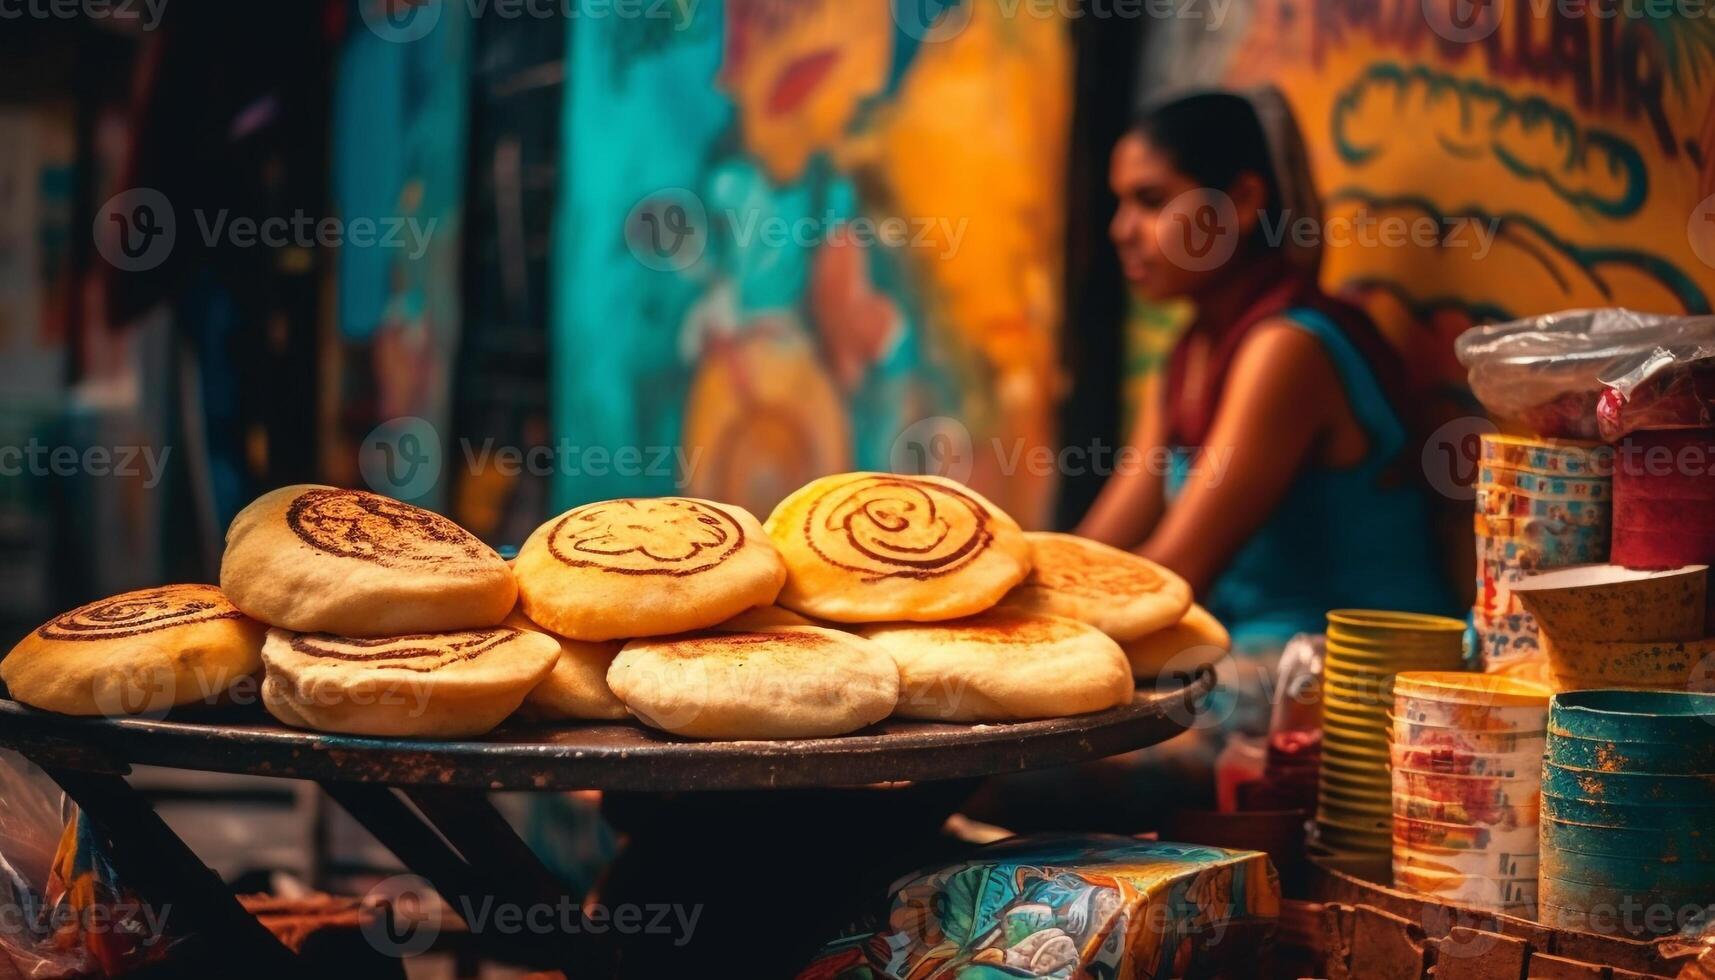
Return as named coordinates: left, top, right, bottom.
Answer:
left=328, top=4, right=471, bottom=511
left=552, top=0, right=1071, bottom=525
left=1138, top=0, right=1715, bottom=403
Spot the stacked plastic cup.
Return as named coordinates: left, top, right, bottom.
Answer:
left=1540, top=690, right=1715, bottom=936
left=1389, top=672, right=1552, bottom=914
left=1474, top=434, right=1613, bottom=674
left=1317, top=611, right=1467, bottom=859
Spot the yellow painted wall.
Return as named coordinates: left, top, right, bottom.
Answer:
left=1138, top=0, right=1715, bottom=400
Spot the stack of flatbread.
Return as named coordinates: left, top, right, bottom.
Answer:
left=225, top=486, right=553, bottom=737
left=5, top=474, right=1227, bottom=741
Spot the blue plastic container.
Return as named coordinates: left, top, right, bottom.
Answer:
left=1541, top=762, right=1715, bottom=806
left=1550, top=690, right=1715, bottom=744
left=1545, top=731, right=1715, bottom=774
left=1541, top=792, right=1715, bottom=831
left=1541, top=843, right=1715, bottom=891
left=1539, top=874, right=1713, bottom=926
left=1541, top=817, right=1715, bottom=862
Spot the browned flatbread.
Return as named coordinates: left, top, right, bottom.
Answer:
left=764, top=472, right=1032, bottom=622
left=607, top=626, right=899, bottom=739
left=715, top=605, right=822, bottom=630
left=507, top=609, right=627, bottom=721
left=221, top=485, right=516, bottom=636
left=4, top=584, right=264, bottom=716
left=1120, top=603, right=1231, bottom=678
left=858, top=611, right=1134, bottom=721
left=260, top=626, right=557, bottom=737
left=999, top=532, right=1192, bottom=641
left=513, top=497, right=787, bottom=641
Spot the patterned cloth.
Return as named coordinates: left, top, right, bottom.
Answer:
left=798, top=836, right=1280, bottom=979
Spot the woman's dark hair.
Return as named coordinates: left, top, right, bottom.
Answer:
left=1131, top=92, right=1284, bottom=225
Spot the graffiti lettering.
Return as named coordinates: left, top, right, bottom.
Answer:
left=1317, top=0, right=1678, bottom=154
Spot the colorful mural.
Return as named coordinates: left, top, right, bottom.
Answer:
left=328, top=2, right=471, bottom=511
left=1139, top=0, right=1715, bottom=402
left=553, top=0, right=1071, bottom=524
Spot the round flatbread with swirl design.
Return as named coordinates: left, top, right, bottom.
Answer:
left=260, top=625, right=557, bottom=737
left=221, top=485, right=516, bottom=636
left=4, top=585, right=265, bottom=716
left=764, top=473, right=1032, bottom=622
left=513, top=497, right=787, bottom=641
left=858, top=611, right=1135, bottom=722
left=998, top=532, right=1192, bottom=641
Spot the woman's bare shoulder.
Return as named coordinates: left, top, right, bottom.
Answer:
left=1225, top=316, right=1342, bottom=397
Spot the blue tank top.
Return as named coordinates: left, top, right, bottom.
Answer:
left=1166, top=308, right=1459, bottom=652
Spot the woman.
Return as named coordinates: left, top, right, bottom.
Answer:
left=963, top=89, right=1460, bottom=831
left=1079, top=88, right=1457, bottom=662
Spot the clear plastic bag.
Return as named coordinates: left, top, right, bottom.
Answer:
left=0, top=750, right=91, bottom=978
left=0, top=751, right=178, bottom=977
left=1247, top=633, right=1322, bottom=812
left=1454, top=308, right=1715, bottom=439
left=1598, top=348, right=1715, bottom=440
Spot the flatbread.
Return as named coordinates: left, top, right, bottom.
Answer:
left=260, top=626, right=557, bottom=737
left=507, top=609, right=627, bottom=721
left=3, top=585, right=264, bottom=716
left=999, top=532, right=1192, bottom=641
left=764, top=473, right=1032, bottom=622
left=715, top=605, right=822, bottom=630
left=858, top=611, right=1135, bottom=721
left=513, top=497, right=786, bottom=641
left=221, top=485, right=516, bottom=636
left=1120, top=603, right=1231, bottom=679
left=607, top=626, right=899, bottom=740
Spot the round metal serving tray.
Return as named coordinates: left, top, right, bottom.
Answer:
left=0, top=667, right=1214, bottom=791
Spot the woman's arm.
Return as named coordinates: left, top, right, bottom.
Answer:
left=1075, top=373, right=1169, bottom=549
left=1140, top=320, right=1347, bottom=594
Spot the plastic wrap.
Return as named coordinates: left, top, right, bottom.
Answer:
left=1454, top=309, right=1715, bottom=439
left=1249, top=634, right=1322, bottom=812
left=0, top=751, right=90, bottom=978
left=1598, top=350, right=1715, bottom=440
left=0, top=751, right=177, bottom=977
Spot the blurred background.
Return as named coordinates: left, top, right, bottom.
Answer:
left=5, top=0, right=1715, bottom=657
left=5, top=2, right=1715, bottom=973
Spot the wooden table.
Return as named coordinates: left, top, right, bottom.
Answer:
left=0, top=668, right=1213, bottom=977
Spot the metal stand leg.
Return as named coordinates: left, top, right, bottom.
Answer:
left=322, top=782, right=595, bottom=977
left=402, top=788, right=578, bottom=920
left=39, top=766, right=301, bottom=978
